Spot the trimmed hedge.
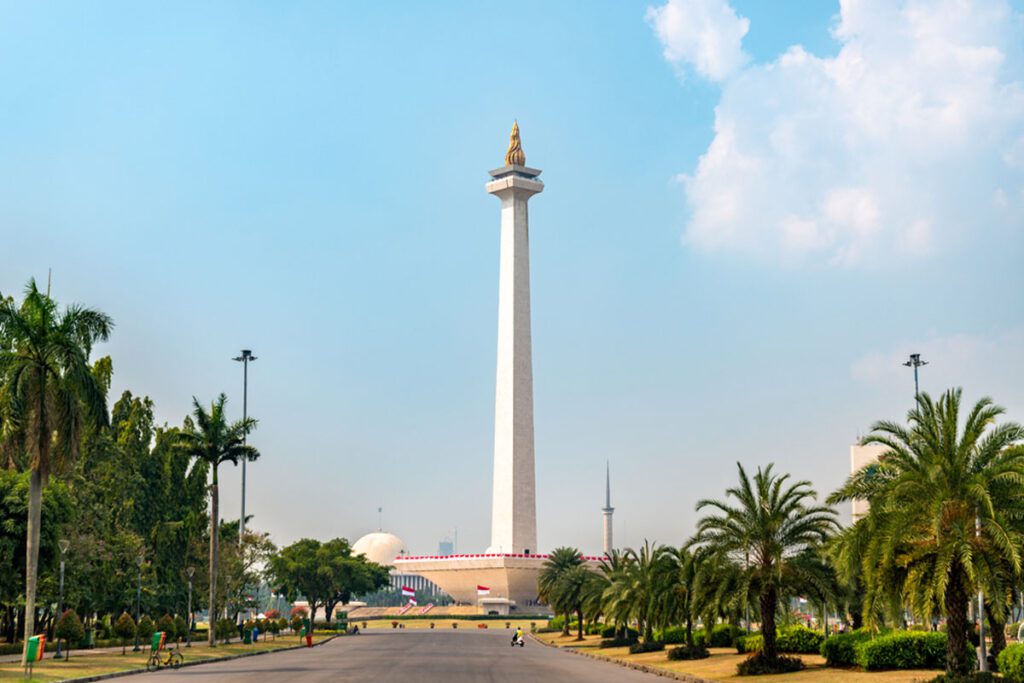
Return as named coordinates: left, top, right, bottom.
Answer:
left=668, top=644, right=710, bottom=660
left=600, top=636, right=639, bottom=648
left=777, top=625, right=824, bottom=654
left=999, top=643, right=1024, bottom=683
left=709, top=623, right=743, bottom=648
left=629, top=640, right=665, bottom=654
left=856, top=631, right=946, bottom=671
left=737, top=634, right=761, bottom=654
left=600, top=625, right=639, bottom=640
left=737, top=653, right=804, bottom=675
left=821, top=630, right=874, bottom=666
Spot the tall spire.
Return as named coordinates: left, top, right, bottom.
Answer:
left=605, top=461, right=612, bottom=510
left=602, top=461, right=614, bottom=554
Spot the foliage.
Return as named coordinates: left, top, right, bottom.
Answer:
left=998, top=643, right=1024, bottom=683
left=738, top=634, right=761, bottom=653
left=667, top=644, right=710, bottom=660
left=737, top=652, right=805, bottom=675
left=290, top=614, right=304, bottom=632
left=856, top=631, right=948, bottom=671
left=113, top=613, right=136, bottom=654
left=214, top=618, right=236, bottom=643
left=709, top=623, right=743, bottom=647
left=137, top=615, right=156, bottom=640
left=157, top=614, right=175, bottom=637
left=925, top=674, right=998, bottom=683
left=628, top=640, right=665, bottom=654
left=55, top=609, right=85, bottom=656
left=691, top=463, right=837, bottom=662
left=821, top=630, right=873, bottom=666
left=173, top=615, right=187, bottom=641
left=776, top=625, right=825, bottom=654
left=269, top=537, right=389, bottom=634
left=599, top=636, right=639, bottom=648
left=829, top=389, right=1024, bottom=675
left=538, top=547, right=584, bottom=636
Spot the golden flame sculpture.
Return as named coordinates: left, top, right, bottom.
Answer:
left=504, top=120, right=525, bottom=166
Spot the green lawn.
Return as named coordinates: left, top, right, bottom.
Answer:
left=0, top=634, right=333, bottom=682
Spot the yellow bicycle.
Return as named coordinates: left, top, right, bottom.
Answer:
left=145, top=632, right=183, bottom=671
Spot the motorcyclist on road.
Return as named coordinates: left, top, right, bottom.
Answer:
left=512, top=626, right=523, bottom=646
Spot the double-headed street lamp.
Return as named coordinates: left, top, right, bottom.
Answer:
left=133, top=554, right=144, bottom=652
left=233, top=349, right=257, bottom=539
left=902, top=353, right=928, bottom=398
left=55, top=539, right=69, bottom=658
left=186, top=566, right=195, bottom=648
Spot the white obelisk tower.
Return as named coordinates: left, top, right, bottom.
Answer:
left=486, top=122, right=542, bottom=555
left=602, top=461, right=614, bottom=554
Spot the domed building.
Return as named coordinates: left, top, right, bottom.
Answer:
left=352, top=530, right=442, bottom=602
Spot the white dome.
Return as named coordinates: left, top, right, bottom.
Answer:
left=352, top=532, right=406, bottom=566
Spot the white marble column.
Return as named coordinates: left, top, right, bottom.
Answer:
left=485, top=161, right=543, bottom=555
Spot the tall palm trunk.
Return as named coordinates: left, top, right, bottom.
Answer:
left=561, top=611, right=570, bottom=637
left=985, top=601, right=1007, bottom=664
left=760, top=586, right=778, bottom=661
left=576, top=608, right=584, bottom=641
left=21, top=469, right=42, bottom=666
left=209, top=467, right=218, bottom=647
left=945, top=563, right=971, bottom=675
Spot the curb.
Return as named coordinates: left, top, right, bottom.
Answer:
left=51, top=635, right=340, bottom=683
left=529, top=634, right=713, bottom=683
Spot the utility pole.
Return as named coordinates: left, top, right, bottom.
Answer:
left=978, top=511, right=988, bottom=671
left=56, top=539, right=69, bottom=658
left=186, top=567, right=195, bottom=648
left=233, top=349, right=257, bottom=539
left=903, top=353, right=927, bottom=398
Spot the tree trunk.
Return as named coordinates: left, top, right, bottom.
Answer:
left=209, top=468, right=219, bottom=647
left=562, top=611, right=570, bottom=637
left=986, top=601, right=1007, bottom=664
left=576, top=608, right=584, bottom=641
left=21, top=469, right=43, bottom=666
left=686, top=617, right=693, bottom=647
left=760, top=586, right=778, bottom=661
left=945, top=563, right=972, bottom=675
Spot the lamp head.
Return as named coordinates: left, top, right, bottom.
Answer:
left=186, top=566, right=196, bottom=579
left=58, top=538, right=70, bottom=554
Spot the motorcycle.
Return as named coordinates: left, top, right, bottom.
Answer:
left=510, top=633, right=525, bottom=647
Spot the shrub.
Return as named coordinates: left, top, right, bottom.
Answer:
left=215, top=618, right=236, bottom=644
left=600, top=636, right=639, bottom=649
left=777, top=625, right=825, bottom=654
left=738, top=634, right=762, bottom=654
left=856, top=631, right=947, bottom=671
left=737, top=653, right=804, bottom=675
left=710, top=624, right=743, bottom=648
left=668, top=644, right=710, bottom=660
left=269, top=619, right=281, bottom=637
left=999, top=643, right=1024, bottom=683
left=586, top=623, right=603, bottom=635
left=289, top=606, right=309, bottom=619
left=55, top=610, right=85, bottom=660
left=173, top=616, right=187, bottom=642
left=157, top=614, right=175, bottom=638
left=265, top=608, right=281, bottom=620
left=821, top=630, right=873, bottom=667
left=601, top=625, right=639, bottom=640
left=290, top=614, right=304, bottom=632
left=925, top=674, right=998, bottom=683
left=137, top=615, right=156, bottom=641
left=113, top=613, right=136, bottom=655
left=629, top=640, right=665, bottom=654
left=279, top=617, right=289, bottom=633
left=657, top=626, right=687, bottom=645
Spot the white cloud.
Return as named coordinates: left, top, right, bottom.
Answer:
left=651, top=0, right=1024, bottom=266
left=646, top=0, right=750, bottom=82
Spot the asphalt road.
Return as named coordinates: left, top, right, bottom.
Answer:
left=132, top=629, right=663, bottom=682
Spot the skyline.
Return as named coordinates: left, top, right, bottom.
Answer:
left=2, top=0, right=1022, bottom=556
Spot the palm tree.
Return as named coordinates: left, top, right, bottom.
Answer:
left=0, top=280, right=112, bottom=664
left=692, top=463, right=837, bottom=664
left=539, top=547, right=583, bottom=636
left=660, top=546, right=699, bottom=646
left=557, top=564, right=600, bottom=640
left=830, top=389, right=1024, bottom=675
left=176, top=394, right=257, bottom=647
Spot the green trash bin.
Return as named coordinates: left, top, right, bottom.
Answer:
left=243, top=629, right=252, bottom=644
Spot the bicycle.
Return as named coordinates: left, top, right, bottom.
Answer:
left=146, top=646, right=183, bottom=671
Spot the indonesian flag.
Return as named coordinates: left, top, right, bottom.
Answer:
left=408, top=597, right=418, bottom=606
left=401, top=586, right=415, bottom=598
left=477, top=585, right=490, bottom=596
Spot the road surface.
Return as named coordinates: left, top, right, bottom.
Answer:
left=133, top=629, right=664, bottom=682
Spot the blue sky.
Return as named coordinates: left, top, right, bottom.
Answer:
left=2, top=0, right=1022, bottom=555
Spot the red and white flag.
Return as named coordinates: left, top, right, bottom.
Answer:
left=401, top=586, right=415, bottom=598
left=477, top=585, right=490, bottom=596
left=408, top=597, right=418, bottom=606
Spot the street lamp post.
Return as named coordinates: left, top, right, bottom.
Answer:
left=186, top=567, right=195, bottom=648
left=133, top=554, right=144, bottom=652
left=977, top=511, right=988, bottom=671
left=232, top=349, right=257, bottom=539
left=902, top=353, right=928, bottom=398
left=56, top=539, right=69, bottom=658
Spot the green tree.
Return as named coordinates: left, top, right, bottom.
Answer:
left=55, top=609, right=84, bottom=660
left=692, top=463, right=837, bottom=667
left=556, top=564, right=600, bottom=640
left=113, top=612, right=136, bottom=655
left=176, top=394, right=257, bottom=646
left=0, top=280, right=112, bottom=664
left=137, top=615, right=156, bottom=643
left=830, top=389, right=1024, bottom=675
left=539, top=547, right=583, bottom=636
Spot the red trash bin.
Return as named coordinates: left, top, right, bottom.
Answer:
left=305, top=634, right=313, bottom=647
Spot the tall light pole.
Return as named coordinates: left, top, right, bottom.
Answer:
left=977, top=511, right=988, bottom=671
left=56, top=539, right=69, bottom=658
left=233, top=349, right=257, bottom=539
left=186, top=567, right=195, bottom=648
left=903, top=353, right=927, bottom=398
left=133, top=554, right=144, bottom=652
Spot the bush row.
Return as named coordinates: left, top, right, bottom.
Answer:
left=736, top=626, right=823, bottom=655
left=999, top=643, right=1024, bottom=683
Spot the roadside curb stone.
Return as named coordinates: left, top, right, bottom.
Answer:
left=54, top=634, right=339, bottom=683
left=529, top=634, right=714, bottom=683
